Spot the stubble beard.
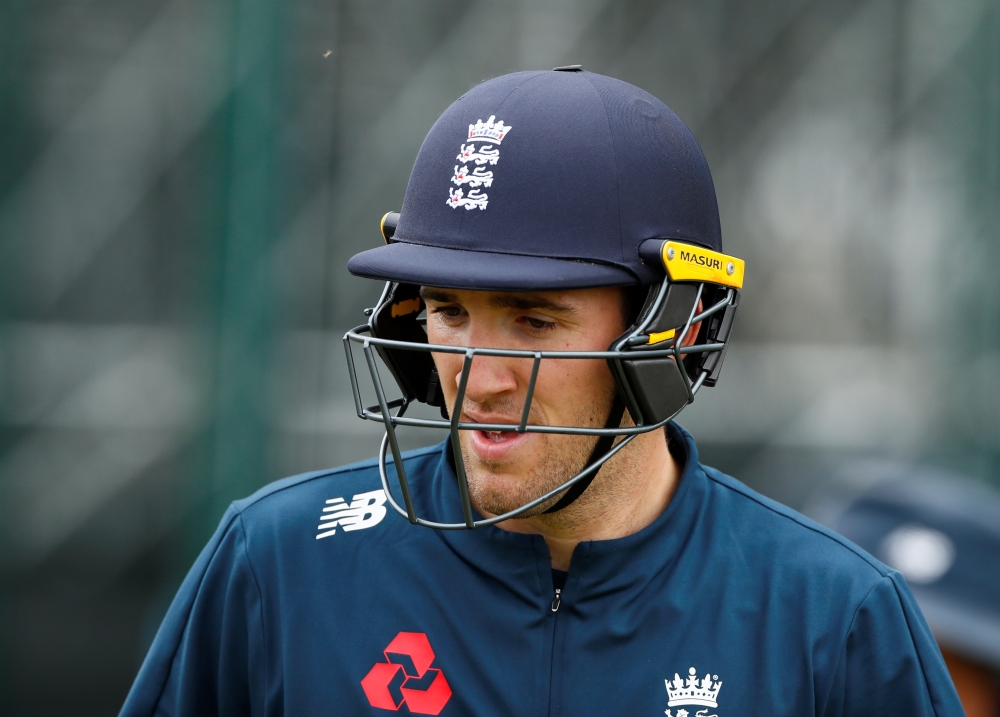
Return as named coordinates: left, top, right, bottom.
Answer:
left=459, top=389, right=615, bottom=520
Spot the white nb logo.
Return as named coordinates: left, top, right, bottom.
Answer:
left=315, top=489, right=388, bottom=539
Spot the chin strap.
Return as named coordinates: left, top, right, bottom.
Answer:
left=542, top=393, right=628, bottom=514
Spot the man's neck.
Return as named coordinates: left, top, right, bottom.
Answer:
left=496, top=430, right=682, bottom=571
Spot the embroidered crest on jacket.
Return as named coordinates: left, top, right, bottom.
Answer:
left=665, top=666, right=722, bottom=716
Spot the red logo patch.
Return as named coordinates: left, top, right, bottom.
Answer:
left=361, top=632, right=452, bottom=714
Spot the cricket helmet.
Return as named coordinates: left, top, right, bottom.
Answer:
left=345, top=68, right=745, bottom=529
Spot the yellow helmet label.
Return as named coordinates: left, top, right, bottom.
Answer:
left=647, top=329, right=676, bottom=345
left=662, top=241, right=745, bottom=289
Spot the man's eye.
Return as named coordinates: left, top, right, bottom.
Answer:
left=524, top=316, right=555, bottom=331
left=431, top=306, right=464, bottom=319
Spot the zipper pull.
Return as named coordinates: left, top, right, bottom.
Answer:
left=551, top=588, right=562, bottom=613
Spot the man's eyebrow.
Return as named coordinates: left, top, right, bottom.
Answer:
left=490, top=294, right=575, bottom=314
left=418, top=287, right=575, bottom=314
left=419, top=287, right=457, bottom=303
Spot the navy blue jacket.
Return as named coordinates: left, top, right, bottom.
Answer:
left=121, top=424, right=963, bottom=716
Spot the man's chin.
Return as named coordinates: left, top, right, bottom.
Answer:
left=465, top=464, right=569, bottom=519
left=473, top=493, right=555, bottom=520
left=458, top=434, right=590, bottom=518
left=467, top=468, right=534, bottom=516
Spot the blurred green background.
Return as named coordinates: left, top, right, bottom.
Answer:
left=1, top=0, right=998, bottom=714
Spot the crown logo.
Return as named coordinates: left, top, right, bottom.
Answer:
left=665, top=667, right=722, bottom=708
left=467, top=115, right=511, bottom=144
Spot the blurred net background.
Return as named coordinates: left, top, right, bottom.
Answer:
left=1, top=0, right=998, bottom=714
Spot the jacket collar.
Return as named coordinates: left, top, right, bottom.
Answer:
left=409, top=422, right=709, bottom=597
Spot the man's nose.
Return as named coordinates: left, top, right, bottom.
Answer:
left=460, top=353, right=520, bottom=406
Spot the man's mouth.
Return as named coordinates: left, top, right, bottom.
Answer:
left=465, top=418, right=532, bottom=460
left=481, top=429, right=517, bottom=443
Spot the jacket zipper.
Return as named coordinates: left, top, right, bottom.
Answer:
left=548, top=582, right=563, bottom=717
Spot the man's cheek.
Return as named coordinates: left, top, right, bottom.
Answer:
left=431, top=356, right=459, bottom=394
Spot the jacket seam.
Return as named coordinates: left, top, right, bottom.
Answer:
left=818, top=576, right=886, bottom=716
left=237, top=513, right=268, bottom=715
left=885, top=572, right=943, bottom=715
left=148, top=508, right=242, bottom=715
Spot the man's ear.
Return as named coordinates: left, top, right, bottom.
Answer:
left=680, top=300, right=704, bottom=348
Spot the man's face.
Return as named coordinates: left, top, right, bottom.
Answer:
left=421, top=286, right=628, bottom=518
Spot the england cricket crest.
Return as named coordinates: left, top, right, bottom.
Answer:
left=447, top=116, right=511, bottom=210
left=664, top=667, right=722, bottom=717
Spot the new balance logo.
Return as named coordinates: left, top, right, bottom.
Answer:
left=361, top=632, right=452, bottom=715
left=315, top=489, right=387, bottom=539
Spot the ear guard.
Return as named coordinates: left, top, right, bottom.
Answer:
left=368, top=281, right=447, bottom=414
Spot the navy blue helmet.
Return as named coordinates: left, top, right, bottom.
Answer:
left=345, top=69, right=745, bottom=529
left=349, top=69, right=723, bottom=291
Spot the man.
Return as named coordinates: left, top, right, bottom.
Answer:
left=121, top=69, right=963, bottom=716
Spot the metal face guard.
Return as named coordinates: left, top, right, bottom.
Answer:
left=342, top=279, right=739, bottom=530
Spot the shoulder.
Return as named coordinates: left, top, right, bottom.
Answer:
left=698, top=463, right=891, bottom=594
left=226, top=444, right=443, bottom=541
left=696, top=471, right=963, bottom=715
